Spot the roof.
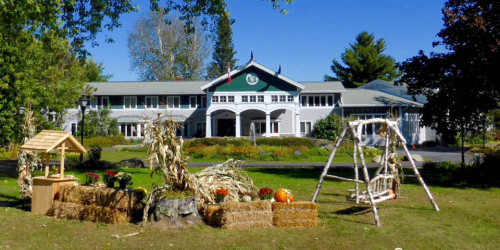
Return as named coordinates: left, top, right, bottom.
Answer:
left=359, top=79, right=427, bottom=104
left=89, top=81, right=207, bottom=96
left=19, top=130, right=86, bottom=153
left=201, top=60, right=305, bottom=91
left=300, top=81, right=346, bottom=93
left=340, top=89, right=423, bottom=107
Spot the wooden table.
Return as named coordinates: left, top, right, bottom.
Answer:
left=31, top=176, right=76, bottom=214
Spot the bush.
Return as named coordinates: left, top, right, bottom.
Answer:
left=0, top=145, right=18, bottom=160
left=311, top=114, right=344, bottom=141
left=82, top=135, right=129, bottom=148
left=255, top=137, right=314, bottom=147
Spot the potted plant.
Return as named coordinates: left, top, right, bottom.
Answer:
left=102, top=170, right=117, bottom=188
left=214, top=188, right=229, bottom=203
left=83, top=172, right=99, bottom=186
left=257, top=187, right=274, bottom=200
left=116, top=172, right=133, bottom=189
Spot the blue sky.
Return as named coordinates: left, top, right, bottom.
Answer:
left=86, top=0, right=447, bottom=82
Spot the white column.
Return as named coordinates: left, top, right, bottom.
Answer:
left=235, top=113, right=241, bottom=138
left=137, top=123, right=141, bottom=138
left=118, top=124, right=122, bottom=135
left=206, top=114, right=211, bottom=138
left=295, top=112, right=301, bottom=137
left=265, top=112, right=271, bottom=137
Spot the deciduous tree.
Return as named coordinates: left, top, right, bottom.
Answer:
left=325, top=31, right=400, bottom=88
left=128, top=11, right=209, bottom=81
left=400, top=0, right=500, bottom=164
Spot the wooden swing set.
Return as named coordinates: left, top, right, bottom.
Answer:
left=312, top=118, right=439, bottom=226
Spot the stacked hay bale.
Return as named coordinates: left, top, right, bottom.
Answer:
left=47, top=185, right=144, bottom=224
left=272, top=202, right=318, bottom=227
left=204, top=200, right=272, bottom=229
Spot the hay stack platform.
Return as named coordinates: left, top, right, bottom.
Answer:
left=272, top=202, right=318, bottom=227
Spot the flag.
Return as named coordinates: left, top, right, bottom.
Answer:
left=227, top=62, right=232, bottom=85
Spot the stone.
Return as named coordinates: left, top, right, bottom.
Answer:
left=149, top=197, right=201, bottom=226
left=403, top=154, right=424, bottom=162
left=120, top=158, right=145, bottom=168
left=372, top=155, right=382, bottom=163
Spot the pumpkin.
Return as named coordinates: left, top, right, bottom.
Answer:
left=274, top=189, right=288, bottom=203
left=274, top=189, right=294, bottom=203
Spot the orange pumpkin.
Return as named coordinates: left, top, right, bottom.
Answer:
left=274, top=189, right=288, bottom=203
left=289, top=196, right=294, bottom=203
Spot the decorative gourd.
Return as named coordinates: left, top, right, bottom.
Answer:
left=274, top=189, right=288, bottom=203
left=289, top=196, right=294, bottom=203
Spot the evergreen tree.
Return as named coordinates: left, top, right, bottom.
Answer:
left=207, top=13, right=238, bottom=80
left=325, top=31, right=400, bottom=88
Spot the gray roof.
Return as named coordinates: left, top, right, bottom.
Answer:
left=300, top=81, right=346, bottom=93
left=89, top=81, right=208, bottom=95
left=341, top=89, right=422, bottom=107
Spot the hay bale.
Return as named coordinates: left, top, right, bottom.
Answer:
left=272, top=202, right=318, bottom=227
left=58, top=185, right=140, bottom=211
left=47, top=201, right=129, bottom=224
left=204, top=200, right=272, bottom=229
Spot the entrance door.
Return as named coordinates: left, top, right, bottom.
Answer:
left=217, top=119, right=235, bottom=137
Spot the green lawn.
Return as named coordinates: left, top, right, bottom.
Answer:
left=1, top=166, right=499, bottom=249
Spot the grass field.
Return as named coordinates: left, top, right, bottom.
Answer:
left=1, top=166, right=499, bottom=249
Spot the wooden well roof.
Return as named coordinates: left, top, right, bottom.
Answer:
left=19, top=130, right=86, bottom=154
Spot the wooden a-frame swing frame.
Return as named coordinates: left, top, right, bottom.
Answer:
left=311, top=118, right=439, bottom=227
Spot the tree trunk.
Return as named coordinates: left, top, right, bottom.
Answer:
left=461, top=126, right=465, bottom=166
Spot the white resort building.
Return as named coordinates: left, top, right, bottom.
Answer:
left=62, top=59, right=436, bottom=146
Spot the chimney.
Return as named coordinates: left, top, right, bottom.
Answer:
left=175, top=76, right=184, bottom=81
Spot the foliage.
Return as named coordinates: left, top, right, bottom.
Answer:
left=0, top=0, right=135, bottom=146
left=206, top=12, right=238, bottom=80
left=257, top=187, right=274, bottom=200
left=311, top=114, right=344, bottom=141
left=102, top=170, right=118, bottom=186
left=256, top=137, right=315, bottom=147
left=214, top=188, right=229, bottom=203
left=400, top=0, right=500, bottom=164
left=128, top=10, right=209, bottom=81
left=0, top=146, right=19, bottom=160
left=324, top=31, right=400, bottom=88
left=78, top=108, right=119, bottom=137
left=83, top=172, right=100, bottom=186
left=65, top=145, right=117, bottom=170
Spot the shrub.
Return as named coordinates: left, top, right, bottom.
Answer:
left=311, top=114, right=344, bottom=141
left=255, top=137, right=314, bottom=147
left=0, top=145, right=18, bottom=160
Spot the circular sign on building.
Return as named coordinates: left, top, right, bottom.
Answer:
left=246, top=73, right=259, bottom=85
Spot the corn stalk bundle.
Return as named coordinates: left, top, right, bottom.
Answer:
left=188, top=159, right=256, bottom=204
left=17, top=106, right=39, bottom=200
left=387, top=128, right=404, bottom=196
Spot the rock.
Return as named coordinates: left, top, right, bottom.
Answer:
left=120, top=158, right=145, bottom=168
left=150, top=197, right=201, bottom=226
left=403, top=154, right=424, bottom=162
left=372, top=155, right=382, bottom=163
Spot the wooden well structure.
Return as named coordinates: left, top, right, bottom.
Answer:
left=19, top=130, right=86, bottom=214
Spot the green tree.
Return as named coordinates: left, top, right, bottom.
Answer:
left=83, top=59, right=113, bottom=82
left=325, top=31, right=400, bottom=88
left=79, top=108, right=119, bottom=137
left=400, top=0, right=500, bottom=164
left=311, top=115, right=344, bottom=141
left=128, top=11, right=209, bottom=81
left=206, top=12, right=238, bottom=80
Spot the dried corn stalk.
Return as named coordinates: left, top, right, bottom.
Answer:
left=17, top=106, right=39, bottom=200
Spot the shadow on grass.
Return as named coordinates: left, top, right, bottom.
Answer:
left=334, top=206, right=372, bottom=215
left=0, top=194, right=30, bottom=211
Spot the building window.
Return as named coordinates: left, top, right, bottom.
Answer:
left=90, top=97, right=98, bottom=109
left=201, top=96, right=207, bottom=108
left=124, top=96, right=137, bottom=109
left=196, top=122, right=206, bottom=137
left=308, top=96, right=314, bottom=106
left=287, top=95, right=294, bottom=102
left=258, top=95, right=264, bottom=102
left=252, top=121, right=279, bottom=135
left=250, top=95, right=256, bottom=102
left=351, top=114, right=387, bottom=136
left=101, top=97, right=109, bottom=109
left=300, top=121, right=312, bottom=136
left=327, top=96, right=333, bottom=106
left=145, top=96, right=158, bottom=109
left=242, top=96, right=248, bottom=102
left=167, top=96, right=180, bottom=109
left=190, top=96, right=197, bottom=108
left=320, top=96, right=326, bottom=106
left=271, top=95, right=278, bottom=102
left=301, top=96, right=307, bottom=106
left=279, top=95, right=286, bottom=102
left=220, top=96, right=227, bottom=103
left=212, top=96, right=219, bottom=103
left=228, top=96, right=234, bottom=103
